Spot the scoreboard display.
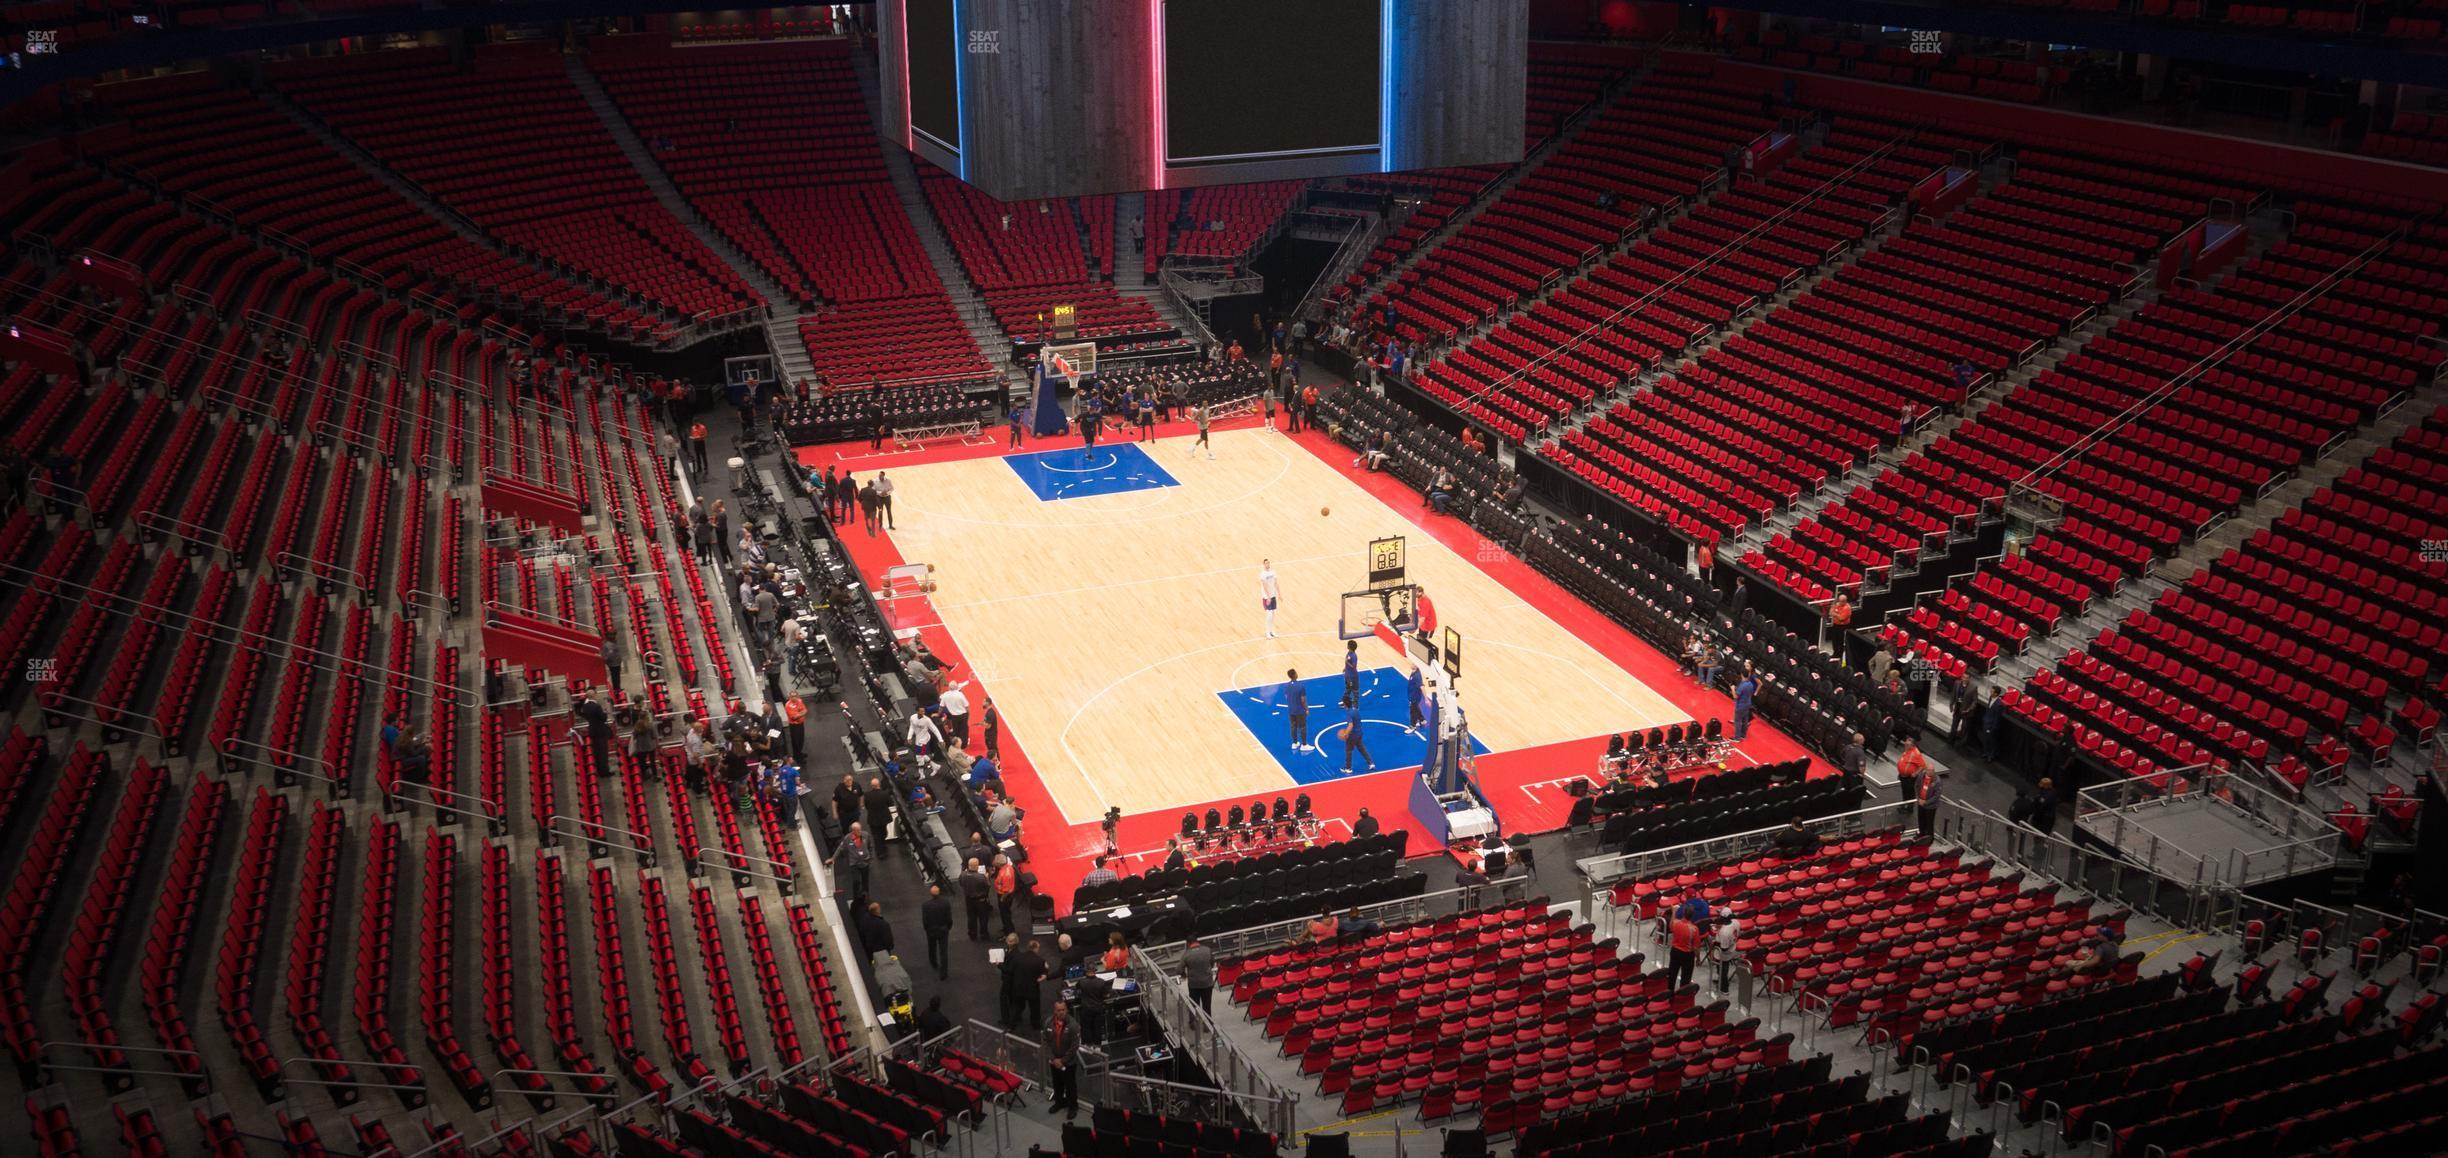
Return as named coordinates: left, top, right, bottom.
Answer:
left=881, top=0, right=1525, bottom=202
left=1163, top=0, right=1381, bottom=169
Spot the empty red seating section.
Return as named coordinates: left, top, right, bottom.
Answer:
left=0, top=745, right=105, bottom=1067
left=590, top=39, right=992, bottom=386
left=1765, top=174, right=2422, bottom=681
left=1160, top=181, right=1303, bottom=259
left=920, top=167, right=1181, bottom=352
left=271, top=45, right=760, bottom=338
left=1224, top=899, right=1771, bottom=1135
left=1532, top=118, right=1987, bottom=532
left=83, top=74, right=655, bottom=346
left=1366, top=66, right=1781, bottom=349
left=2016, top=404, right=2448, bottom=784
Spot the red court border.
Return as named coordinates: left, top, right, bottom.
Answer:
left=797, top=415, right=1828, bottom=913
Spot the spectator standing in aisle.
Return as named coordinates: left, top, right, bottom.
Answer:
left=1838, top=732, right=1868, bottom=778
left=1182, top=935, right=1215, bottom=1014
left=1728, top=576, right=1749, bottom=624
left=688, top=420, right=709, bottom=475
left=829, top=821, right=874, bottom=904
left=1666, top=907, right=1701, bottom=991
left=1731, top=669, right=1758, bottom=742
left=1948, top=675, right=1982, bottom=744
left=1868, top=643, right=1897, bottom=689
left=1010, top=939, right=1049, bottom=1031
left=1895, top=738, right=1929, bottom=803
left=782, top=694, right=807, bottom=762
left=1709, top=905, right=1743, bottom=999
left=833, top=773, right=862, bottom=831
left=855, top=900, right=894, bottom=955
left=2028, top=777, right=2059, bottom=835
left=921, top=884, right=953, bottom=980
left=692, top=515, right=716, bottom=565
left=863, top=775, right=897, bottom=842
left=992, top=854, right=1019, bottom=933
left=960, top=857, right=993, bottom=941
left=776, top=762, right=801, bottom=828
left=1914, top=766, right=1942, bottom=837
left=577, top=693, right=614, bottom=779
left=1046, top=999, right=1079, bottom=1119
left=711, top=501, right=732, bottom=564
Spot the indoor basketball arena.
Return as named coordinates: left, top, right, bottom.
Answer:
left=2, top=1, right=2446, bottom=1155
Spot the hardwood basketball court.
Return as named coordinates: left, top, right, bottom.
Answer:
left=851, top=424, right=1689, bottom=823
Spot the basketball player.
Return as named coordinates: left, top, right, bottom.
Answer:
left=1342, top=640, right=1360, bottom=708
left=1341, top=702, right=1376, bottom=773
left=1258, top=559, right=1280, bottom=638
left=1285, top=669, right=1310, bottom=751
left=1080, top=403, right=1100, bottom=451
left=1190, top=402, right=1213, bottom=459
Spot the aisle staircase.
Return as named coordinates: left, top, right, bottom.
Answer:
left=563, top=53, right=798, bottom=356
left=846, top=46, right=1027, bottom=398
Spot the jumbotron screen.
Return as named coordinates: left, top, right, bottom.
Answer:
left=906, top=0, right=962, bottom=153
left=1162, top=0, right=1381, bottom=166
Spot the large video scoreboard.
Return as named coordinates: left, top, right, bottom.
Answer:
left=883, top=0, right=1526, bottom=201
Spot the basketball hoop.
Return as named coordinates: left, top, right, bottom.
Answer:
left=1042, top=341, right=1097, bottom=387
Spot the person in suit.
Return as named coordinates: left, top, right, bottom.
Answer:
left=1008, top=938, right=1048, bottom=1031
left=855, top=900, right=894, bottom=956
left=960, top=858, right=993, bottom=942
left=1046, top=999, right=1080, bottom=1119
left=828, top=823, right=873, bottom=905
left=576, top=694, right=614, bottom=779
left=921, top=884, right=953, bottom=980
left=916, top=995, right=953, bottom=1044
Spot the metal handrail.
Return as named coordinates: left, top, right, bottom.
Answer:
left=2008, top=217, right=2410, bottom=508
left=548, top=814, right=656, bottom=858
left=696, top=846, right=796, bottom=888
left=273, top=549, right=368, bottom=593
left=221, top=735, right=348, bottom=792
left=133, top=509, right=231, bottom=553
left=388, top=778, right=506, bottom=832
left=278, top=1053, right=427, bottom=1088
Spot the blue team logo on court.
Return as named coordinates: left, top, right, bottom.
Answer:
left=1219, top=668, right=1488, bottom=786
left=1005, top=443, right=1181, bottom=502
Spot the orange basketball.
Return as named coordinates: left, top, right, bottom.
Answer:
left=1320, top=506, right=1331, bottom=517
